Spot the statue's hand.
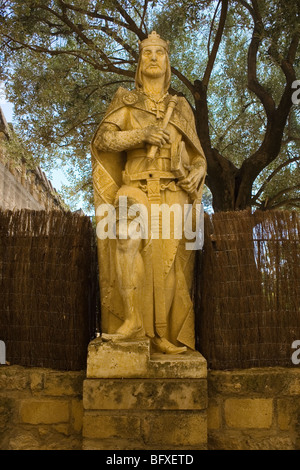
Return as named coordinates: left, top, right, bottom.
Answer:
left=143, top=126, right=170, bottom=147
left=178, top=167, right=206, bottom=194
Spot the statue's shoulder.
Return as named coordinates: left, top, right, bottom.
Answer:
left=106, top=87, right=141, bottom=114
left=104, top=87, right=127, bottom=116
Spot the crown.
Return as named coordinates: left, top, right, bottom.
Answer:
left=139, top=31, right=169, bottom=52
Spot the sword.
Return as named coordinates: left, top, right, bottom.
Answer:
left=145, top=95, right=179, bottom=337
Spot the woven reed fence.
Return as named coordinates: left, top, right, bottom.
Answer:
left=1, top=209, right=299, bottom=371
left=0, top=210, right=98, bottom=370
left=195, top=210, right=300, bottom=370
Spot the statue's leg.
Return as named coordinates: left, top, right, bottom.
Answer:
left=165, top=262, right=176, bottom=316
left=115, top=237, right=145, bottom=338
left=151, top=262, right=187, bottom=354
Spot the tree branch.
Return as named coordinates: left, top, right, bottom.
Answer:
left=54, top=1, right=129, bottom=29
left=35, top=11, right=139, bottom=60
left=35, top=2, right=137, bottom=73
left=50, top=0, right=146, bottom=60
left=99, top=25, right=139, bottom=60
left=3, top=34, right=135, bottom=78
left=268, top=30, right=300, bottom=85
left=4, top=0, right=141, bottom=78
left=246, top=0, right=275, bottom=117
left=56, top=112, right=105, bottom=140
left=43, top=3, right=113, bottom=68
left=127, top=0, right=148, bottom=33
left=207, top=0, right=221, bottom=57
left=266, top=184, right=300, bottom=206
left=282, top=135, right=300, bottom=145
left=236, top=0, right=255, bottom=19
left=287, top=27, right=300, bottom=64
left=56, top=0, right=145, bottom=60
left=171, top=66, right=195, bottom=94
left=235, top=2, right=300, bottom=209
left=217, top=101, right=255, bottom=146
left=113, top=1, right=146, bottom=40
left=139, top=0, right=149, bottom=33
left=265, top=197, right=300, bottom=210
left=100, top=79, right=134, bottom=88
left=252, top=156, right=300, bottom=204
left=203, top=0, right=228, bottom=87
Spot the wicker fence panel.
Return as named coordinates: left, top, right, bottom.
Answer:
left=196, top=210, right=300, bottom=370
left=0, top=210, right=97, bottom=370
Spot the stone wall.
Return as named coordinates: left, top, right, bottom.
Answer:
left=0, top=156, right=66, bottom=211
left=0, top=161, right=44, bottom=210
left=0, top=366, right=84, bottom=450
left=0, top=107, right=66, bottom=211
left=1, top=365, right=300, bottom=450
left=208, top=368, right=300, bottom=450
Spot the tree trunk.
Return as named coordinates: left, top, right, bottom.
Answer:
left=206, top=150, right=239, bottom=212
left=194, top=83, right=240, bottom=212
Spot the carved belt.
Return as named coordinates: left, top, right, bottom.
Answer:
left=123, top=170, right=176, bottom=183
left=126, top=146, right=171, bottom=160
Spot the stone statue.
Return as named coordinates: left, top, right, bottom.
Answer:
left=91, top=31, right=206, bottom=354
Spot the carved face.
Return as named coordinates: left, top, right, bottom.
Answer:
left=140, top=45, right=167, bottom=79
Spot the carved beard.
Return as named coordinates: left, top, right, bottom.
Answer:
left=141, top=64, right=165, bottom=79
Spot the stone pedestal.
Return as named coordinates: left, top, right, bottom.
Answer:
left=82, top=338, right=207, bottom=450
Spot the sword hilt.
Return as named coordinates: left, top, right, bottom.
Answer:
left=147, top=95, right=178, bottom=160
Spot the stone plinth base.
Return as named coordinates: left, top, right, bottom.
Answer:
left=83, top=338, right=207, bottom=450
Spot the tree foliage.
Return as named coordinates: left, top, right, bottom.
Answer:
left=0, top=0, right=299, bottom=212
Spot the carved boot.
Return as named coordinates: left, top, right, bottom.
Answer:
left=152, top=337, right=187, bottom=354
